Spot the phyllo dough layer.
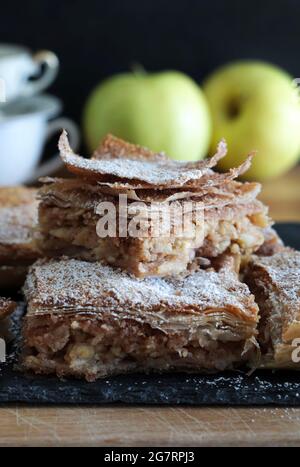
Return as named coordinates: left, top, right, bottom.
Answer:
left=0, top=186, right=39, bottom=265
left=22, top=258, right=259, bottom=381
left=0, top=187, right=41, bottom=288
left=245, top=249, right=300, bottom=369
left=37, top=178, right=269, bottom=278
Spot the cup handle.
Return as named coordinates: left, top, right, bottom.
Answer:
left=24, top=117, right=80, bottom=184
left=22, top=50, right=59, bottom=97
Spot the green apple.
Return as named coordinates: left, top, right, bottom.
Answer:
left=83, top=70, right=211, bottom=161
left=203, top=61, right=300, bottom=180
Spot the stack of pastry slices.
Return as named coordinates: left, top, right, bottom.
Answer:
left=1, top=132, right=298, bottom=381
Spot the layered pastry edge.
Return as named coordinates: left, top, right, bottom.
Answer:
left=21, top=257, right=260, bottom=381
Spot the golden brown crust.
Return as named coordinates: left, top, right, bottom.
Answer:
left=59, top=131, right=255, bottom=189
left=92, top=133, right=170, bottom=162
left=39, top=176, right=262, bottom=206
left=24, top=258, right=259, bottom=322
left=51, top=132, right=268, bottom=278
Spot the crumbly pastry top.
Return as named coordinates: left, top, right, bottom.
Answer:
left=250, top=250, right=300, bottom=305
left=43, top=131, right=264, bottom=247
left=93, top=133, right=170, bottom=162
left=24, top=257, right=258, bottom=320
left=59, top=130, right=227, bottom=186
left=0, top=297, right=16, bottom=320
left=94, top=160, right=255, bottom=190
left=58, top=131, right=254, bottom=188
left=0, top=187, right=38, bottom=245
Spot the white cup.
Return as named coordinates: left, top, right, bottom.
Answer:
left=0, top=94, right=80, bottom=186
left=0, top=44, right=59, bottom=103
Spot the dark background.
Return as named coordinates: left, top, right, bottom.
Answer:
left=2, top=0, right=300, bottom=128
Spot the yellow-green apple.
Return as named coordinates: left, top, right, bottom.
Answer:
left=203, top=61, right=300, bottom=180
left=83, top=71, right=211, bottom=161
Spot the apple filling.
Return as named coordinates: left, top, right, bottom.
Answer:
left=22, top=314, right=254, bottom=381
left=38, top=204, right=268, bottom=277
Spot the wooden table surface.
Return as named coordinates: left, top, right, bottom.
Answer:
left=1, top=168, right=300, bottom=447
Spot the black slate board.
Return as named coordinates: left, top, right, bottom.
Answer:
left=0, top=222, right=299, bottom=406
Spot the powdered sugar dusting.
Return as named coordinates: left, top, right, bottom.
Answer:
left=0, top=200, right=38, bottom=245
left=251, top=249, right=300, bottom=305
left=59, top=131, right=229, bottom=186
left=62, top=152, right=215, bottom=185
left=24, top=257, right=257, bottom=319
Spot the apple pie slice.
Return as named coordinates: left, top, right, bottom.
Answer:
left=0, top=187, right=40, bottom=287
left=245, top=249, right=300, bottom=369
left=37, top=133, right=270, bottom=277
left=21, top=257, right=259, bottom=381
left=37, top=177, right=269, bottom=277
